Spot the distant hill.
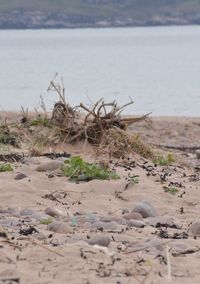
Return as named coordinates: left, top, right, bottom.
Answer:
left=1, top=0, right=200, bottom=28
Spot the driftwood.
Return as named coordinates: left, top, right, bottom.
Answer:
left=44, top=75, right=152, bottom=158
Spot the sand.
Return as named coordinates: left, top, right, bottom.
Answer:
left=0, top=116, right=200, bottom=284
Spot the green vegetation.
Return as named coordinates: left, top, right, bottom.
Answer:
left=154, top=153, right=175, bottom=166
left=40, top=218, right=53, bottom=225
left=30, top=116, right=52, bottom=128
left=163, top=186, right=179, bottom=195
left=62, top=156, right=119, bottom=182
left=0, top=163, right=13, bottom=172
left=0, top=130, right=19, bottom=147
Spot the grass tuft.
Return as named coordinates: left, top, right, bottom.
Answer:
left=0, top=163, right=13, bottom=172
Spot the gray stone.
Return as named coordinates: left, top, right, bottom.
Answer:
left=47, top=221, right=72, bottom=234
left=126, top=219, right=145, bottom=228
left=20, top=208, right=35, bottom=216
left=189, top=220, right=200, bottom=236
left=88, top=235, right=110, bottom=247
left=31, top=212, right=51, bottom=221
left=146, top=216, right=181, bottom=229
left=123, top=212, right=143, bottom=221
left=132, top=200, right=158, bottom=218
left=14, top=173, right=27, bottom=180
left=35, top=160, right=63, bottom=172
left=84, top=221, right=119, bottom=231
left=44, top=207, right=65, bottom=218
left=100, top=216, right=126, bottom=224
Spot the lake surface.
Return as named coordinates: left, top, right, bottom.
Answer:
left=0, top=26, right=200, bottom=116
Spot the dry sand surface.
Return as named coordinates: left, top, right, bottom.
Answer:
left=0, top=116, right=200, bottom=284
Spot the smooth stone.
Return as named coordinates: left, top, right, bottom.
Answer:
left=126, top=219, right=145, bottom=228
left=0, top=219, right=20, bottom=227
left=23, top=157, right=41, bottom=165
left=100, top=216, right=126, bottom=225
left=129, top=238, right=164, bottom=252
left=170, top=242, right=189, bottom=255
left=0, top=207, right=18, bottom=216
left=189, top=221, right=200, bottom=236
left=44, top=207, right=65, bottom=218
left=66, top=236, right=85, bottom=244
left=47, top=221, right=72, bottom=234
left=132, top=200, right=158, bottom=218
left=123, top=212, right=143, bottom=221
left=20, top=209, right=35, bottom=216
left=31, top=212, right=51, bottom=221
left=85, top=221, right=119, bottom=231
left=35, top=160, right=63, bottom=172
left=14, top=173, right=27, bottom=180
left=88, top=235, right=110, bottom=247
left=146, top=216, right=181, bottom=229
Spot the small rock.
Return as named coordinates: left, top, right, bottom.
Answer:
left=189, top=221, right=200, bottom=236
left=132, top=200, right=158, bottom=218
left=100, top=216, right=126, bottom=224
left=84, top=221, right=119, bottom=231
left=45, top=207, right=65, bottom=218
left=0, top=207, right=19, bottom=216
left=31, top=212, right=51, bottom=221
left=126, top=219, right=145, bottom=228
left=88, top=235, right=110, bottom=247
left=20, top=208, right=35, bottom=216
left=146, top=216, right=181, bottom=229
left=14, top=173, right=27, bottom=180
left=123, top=212, right=143, bottom=221
left=47, top=221, right=72, bottom=234
left=35, top=160, right=63, bottom=172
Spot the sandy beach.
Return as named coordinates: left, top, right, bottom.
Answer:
left=0, top=114, right=200, bottom=284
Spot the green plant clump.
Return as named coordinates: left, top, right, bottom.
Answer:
left=0, top=163, right=13, bottom=172
left=154, top=153, right=175, bottom=166
left=30, top=116, right=52, bottom=128
left=62, top=156, right=119, bottom=182
left=40, top=218, right=53, bottom=225
left=163, top=186, right=179, bottom=195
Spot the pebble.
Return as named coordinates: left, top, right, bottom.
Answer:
left=129, top=238, right=164, bottom=252
left=31, top=212, right=51, bottom=221
left=100, top=216, right=126, bottom=224
left=44, top=207, right=65, bottom=218
left=47, top=221, right=73, bottom=234
left=20, top=208, right=35, bottom=216
left=35, top=160, right=63, bottom=172
left=126, top=219, right=145, bottom=228
left=23, top=157, right=41, bottom=165
left=189, top=220, right=200, bottom=236
left=123, top=212, right=143, bottom=221
left=14, top=173, right=27, bottom=180
left=146, top=216, right=181, bottom=229
left=170, top=242, right=189, bottom=255
left=88, top=235, right=110, bottom=247
left=0, top=207, right=19, bottom=216
left=132, top=200, right=158, bottom=218
left=84, top=221, right=119, bottom=231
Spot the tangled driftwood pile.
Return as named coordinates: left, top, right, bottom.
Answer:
left=46, top=77, right=152, bottom=158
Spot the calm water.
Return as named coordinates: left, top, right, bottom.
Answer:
left=0, top=26, right=200, bottom=116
